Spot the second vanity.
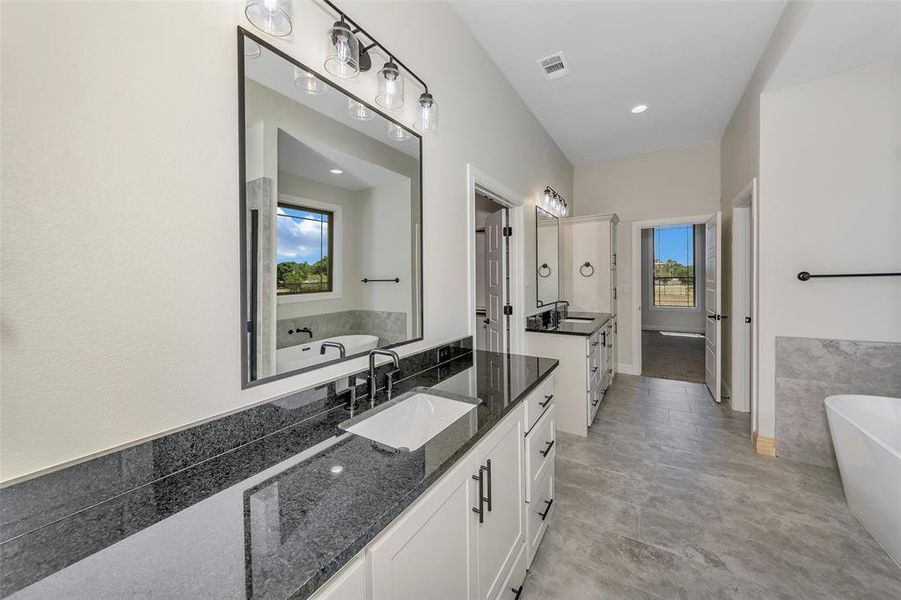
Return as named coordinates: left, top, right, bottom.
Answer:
left=526, top=310, right=616, bottom=436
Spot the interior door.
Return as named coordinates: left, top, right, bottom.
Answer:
left=485, top=208, right=507, bottom=354
left=704, top=212, right=723, bottom=401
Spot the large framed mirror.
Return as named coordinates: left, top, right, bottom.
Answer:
left=239, top=29, right=422, bottom=387
left=536, top=206, right=559, bottom=307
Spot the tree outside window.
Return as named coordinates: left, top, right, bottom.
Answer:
left=652, top=225, right=695, bottom=307
left=276, top=204, right=333, bottom=295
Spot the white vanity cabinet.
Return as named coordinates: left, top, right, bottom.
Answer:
left=526, top=320, right=615, bottom=437
left=309, top=553, right=367, bottom=600
left=561, top=213, right=619, bottom=314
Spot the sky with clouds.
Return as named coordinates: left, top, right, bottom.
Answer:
left=276, top=206, right=328, bottom=265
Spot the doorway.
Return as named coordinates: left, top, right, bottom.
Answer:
left=731, top=178, right=758, bottom=423
left=631, top=212, right=723, bottom=399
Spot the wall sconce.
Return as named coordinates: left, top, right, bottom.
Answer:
left=244, top=0, right=292, bottom=37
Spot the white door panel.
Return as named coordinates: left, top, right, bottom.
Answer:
left=485, top=209, right=507, bottom=354
left=704, top=211, right=722, bottom=401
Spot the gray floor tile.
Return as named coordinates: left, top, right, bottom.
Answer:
left=521, top=374, right=901, bottom=599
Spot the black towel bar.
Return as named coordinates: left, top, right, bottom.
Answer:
left=361, top=277, right=400, bottom=283
left=798, top=271, right=901, bottom=281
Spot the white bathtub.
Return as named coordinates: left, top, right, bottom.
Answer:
left=825, top=394, right=901, bottom=568
left=276, top=334, right=380, bottom=374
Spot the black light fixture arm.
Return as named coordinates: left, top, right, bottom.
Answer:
left=322, top=0, right=429, bottom=93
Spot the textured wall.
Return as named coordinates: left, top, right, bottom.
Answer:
left=775, top=337, right=901, bottom=468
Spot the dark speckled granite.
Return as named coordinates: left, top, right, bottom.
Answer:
left=0, top=342, right=556, bottom=600
left=525, top=310, right=613, bottom=337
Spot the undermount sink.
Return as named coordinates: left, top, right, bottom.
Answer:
left=561, top=317, right=594, bottom=323
left=340, top=392, right=478, bottom=451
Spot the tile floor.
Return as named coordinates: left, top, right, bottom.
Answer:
left=641, top=330, right=706, bottom=383
left=522, top=374, right=901, bottom=600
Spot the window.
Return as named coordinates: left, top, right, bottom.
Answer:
left=276, top=203, right=333, bottom=295
left=652, top=225, right=695, bottom=307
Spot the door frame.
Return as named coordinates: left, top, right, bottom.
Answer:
left=731, top=178, right=759, bottom=422
left=630, top=213, right=713, bottom=377
left=466, top=164, right=526, bottom=355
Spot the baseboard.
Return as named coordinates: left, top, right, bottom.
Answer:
left=723, top=379, right=732, bottom=406
left=752, top=430, right=776, bottom=456
left=617, top=363, right=639, bottom=375
left=641, top=325, right=705, bottom=334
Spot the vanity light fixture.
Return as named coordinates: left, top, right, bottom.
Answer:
left=330, top=168, right=344, bottom=174
left=347, top=98, right=375, bottom=121
left=543, top=186, right=568, bottom=217
left=375, top=60, right=404, bottom=109
left=631, top=104, right=648, bottom=114
left=244, top=0, right=292, bottom=37
left=387, top=122, right=412, bottom=142
left=294, top=67, right=327, bottom=96
left=324, top=19, right=364, bottom=79
left=319, top=1, right=437, bottom=134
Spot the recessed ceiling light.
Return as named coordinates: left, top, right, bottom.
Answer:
left=330, top=168, right=343, bottom=174
left=631, top=104, right=648, bottom=114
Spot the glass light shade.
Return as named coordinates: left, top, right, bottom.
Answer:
left=562, top=201, right=568, bottom=216
left=375, top=61, right=404, bottom=109
left=347, top=98, right=374, bottom=121
left=324, top=20, right=360, bottom=79
left=294, top=68, right=327, bottom=96
left=543, top=189, right=552, bottom=208
left=415, top=93, right=438, bottom=132
left=245, top=0, right=292, bottom=37
left=387, top=122, right=412, bottom=142
left=245, top=39, right=262, bottom=59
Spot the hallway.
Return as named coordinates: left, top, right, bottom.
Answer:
left=641, top=330, right=705, bottom=383
left=522, top=374, right=901, bottom=600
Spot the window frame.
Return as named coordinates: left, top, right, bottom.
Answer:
left=275, top=195, right=343, bottom=305
left=650, top=225, right=697, bottom=310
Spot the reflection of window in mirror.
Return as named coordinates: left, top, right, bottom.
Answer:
left=276, top=203, right=334, bottom=295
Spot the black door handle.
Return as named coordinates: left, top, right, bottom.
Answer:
left=482, top=318, right=490, bottom=325
left=540, top=440, right=555, bottom=457
left=539, top=394, right=553, bottom=407
left=539, top=498, right=554, bottom=520
left=707, top=314, right=717, bottom=320
left=511, top=585, right=524, bottom=599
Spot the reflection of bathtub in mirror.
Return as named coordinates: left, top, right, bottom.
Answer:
left=276, top=334, right=380, bottom=374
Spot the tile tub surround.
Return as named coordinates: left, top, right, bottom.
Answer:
left=0, top=336, right=471, bottom=544
left=775, top=336, right=901, bottom=469
left=526, top=310, right=614, bottom=337
left=0, top=345, right=558, bottom=599
left=522, top=374, right=901, bottom=600
left=276, top=309, right=408, bottom=349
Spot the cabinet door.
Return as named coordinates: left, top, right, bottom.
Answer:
left=476, top=408, right=525, bottom=600
left=309, top=553, right=366, bottom=600
left=368, top=454, right=478, bottom=600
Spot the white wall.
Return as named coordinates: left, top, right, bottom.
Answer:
left=0, top=1, right=572, bottom=482
left=573, top=139, right=721, bottom=372
left=640, top=225, right=706, bottom=333
left=756, top=57, right=901, bottom=439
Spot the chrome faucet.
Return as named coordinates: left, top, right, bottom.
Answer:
left=368, top=349, right=400, bottom=406
left=320, top=341, right=346, bottom=358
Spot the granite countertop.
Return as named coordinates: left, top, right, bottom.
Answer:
left=525, top=310, right=614, bottom=337
left=0, top=350, right=557, bottom=600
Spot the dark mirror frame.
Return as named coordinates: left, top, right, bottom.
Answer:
left=535, top=205, right=559, bottom=308
left=237, top=27, right=424, bottom=389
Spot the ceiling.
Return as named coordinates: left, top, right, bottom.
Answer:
left=767, top=1, right=901, bottom=90
left=454, top=1, right=787, bottom=165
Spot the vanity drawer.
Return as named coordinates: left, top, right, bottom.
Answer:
left=524, top=405, right=555, bottom=502
left=524, top=374, right=555, bottom=433
left=588, top=384, right=602, bottom=425
left=587, top=330, right=602, bottom=357
left=496, top=541, right=528, bottom=600
left=526, top=462, right=555, bottom=567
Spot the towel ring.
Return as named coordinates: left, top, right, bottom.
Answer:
left=538, top=263, right=551, bottom=278
left=579, top=262, right=594, bottom=277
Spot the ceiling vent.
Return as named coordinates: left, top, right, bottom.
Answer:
left=537, top=52, right=569, bottom=81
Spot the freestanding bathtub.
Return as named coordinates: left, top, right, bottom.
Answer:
left=276, top=334, right=380, bottom=374
left=825, top=394, right=901, bottom=568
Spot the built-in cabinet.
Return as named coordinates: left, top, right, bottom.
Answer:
left=525, top=321, right=615, bottom=437
left=561, top=213, right=619, bottom=314
left=311, top=377, right=556, bottom=600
